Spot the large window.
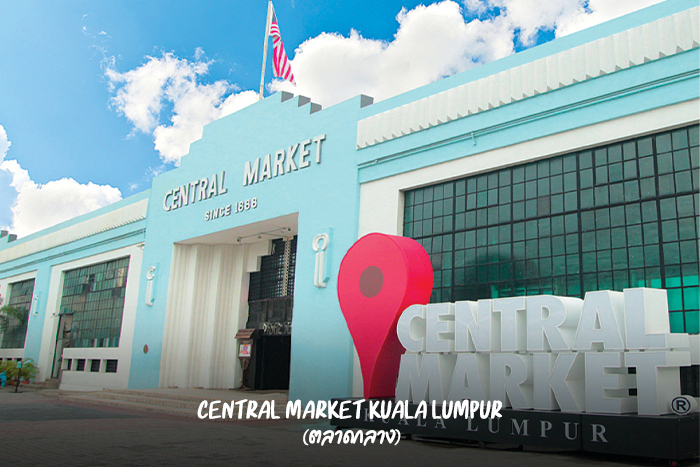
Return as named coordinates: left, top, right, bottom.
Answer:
left=403, top=125, right=699, bottom=334
left=59, top=257, right=130, bottom=348
left=1, top=278, right=35, bottom=349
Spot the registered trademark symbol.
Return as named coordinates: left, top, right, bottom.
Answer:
left=671, top=396, right=692, bottom=415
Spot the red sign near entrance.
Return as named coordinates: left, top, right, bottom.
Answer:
left=337, top=233, right=433, bottom=399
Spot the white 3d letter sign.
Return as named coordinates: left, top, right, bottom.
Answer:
left=396, top=288, right=693, bottom=415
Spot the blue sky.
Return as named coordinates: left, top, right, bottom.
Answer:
left=0, top=0, right=661, bottom=238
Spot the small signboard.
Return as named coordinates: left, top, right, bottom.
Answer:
left=238, top=344, right=252, bottom=358
left=16, top=361, right=22, bottom=369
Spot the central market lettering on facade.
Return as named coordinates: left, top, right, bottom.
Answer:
left=162, top=171, right=228, bottom=212
left=243, top=134, right=326, bottom=186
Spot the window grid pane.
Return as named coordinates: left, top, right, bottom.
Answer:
left=402, top=125, right=700, bottom=334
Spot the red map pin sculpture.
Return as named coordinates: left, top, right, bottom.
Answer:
left=337, top=233, right=433, bottom=399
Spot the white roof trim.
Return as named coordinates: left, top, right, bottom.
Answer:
left=356, top=7, right=700, bottom=149
left=0, top=199, right=148, bottom=263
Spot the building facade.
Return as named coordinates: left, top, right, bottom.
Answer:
left=0, top=0, right=698, bottom=404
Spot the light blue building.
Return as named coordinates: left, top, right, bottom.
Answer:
left=0, top=0, right=697, bottom=403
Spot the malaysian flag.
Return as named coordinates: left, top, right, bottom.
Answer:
left=269, top=4, right=296, bottom=86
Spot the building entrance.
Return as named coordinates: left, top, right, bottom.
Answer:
left=244, top=237, right=296, bottom=390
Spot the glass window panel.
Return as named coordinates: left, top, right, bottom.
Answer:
left=595, top=186, right=609, bottom=206
left=434, top=201, right=443, bottom=217
left=609, top=183, right=624, bottom=204
left=664, top=242, right=681, bottom=264
left=580, top=211, right=595, bottom=231
left=660, top=198, right=677, bottom=220
left=598, top=251, right=612, bottom=271
left=551, top=175, right=563, bottom=194
left=674, top=149, right=691, bottom=171
left=444, top=183, right=454, bottom=198
left=596, top=166, right=609, bottom=185
left=610, top=206, right=625, bottom=227
left=662, top=220, right=679, bottom=242
left=625, top=203, right=641, bottom=224
left=679, top=217, right=696, bottom=240
left=629, top=246, right=644, bottom=268
left=656, top=133, right=672, bottom=153
left=614, top=270, right=629, bottom=289
left=642, top=245, right=660, bottom=267
left=582, top=232, right=596, bottom=251
left=608, top=145, right=622, bottom=163
left=677, top=195, right=694, bottom=218
left=434, top=184, right=444, bottom=200
left=594, top=149, right=607, bottom=166
left=623, top=160, right=637, bottom=180
left=477, top=175, right=488, bottom=192
left=567, top=255, right=580, bottom=275
left=579, top=151, right=592, bottom=169
left=639, top=157, right=655, bottom=177
left=684, top=287, right=699, bottom=309
left=627, top=225, right=643, bottom=246
left=613, top=249, right=628, bottom=270
left=443, top=199, right=453, bottom=215
left=657, top=153, right=674, bottom=174
left=673, top=129, right=689, bottom=150
left=414, top=204, right=423, bottom=221
left=596, top=230, right=611, bottom=250
left=681, top=241, right=698, bottom=263
left=640, top=178, right=656, bottom=199
left=456, top=180, right=466, bottom=196
left=658, top=174, right=675, bottom=196
left=525, top=164, right=537, bottom=181
left=488, top=189, right=498, bottom=206
left=669, top=312, right=685, bottom=332
left=564, top=173, right=577, bottom=192
left=611, top=227, right=627, bottom=248
left=552, top=236, right=565, bottom=256
left=551, top=194, right=563, bottom=214
left=676, top=171, right=693, bottom=193
left=583, top=253, right=597, bottom=272
left=580, top=169, right=593, bottom=189
left=512, top=167, right=524, bottom=183
left=499, top=204, right=511, bottom=222
left=499, top=186, right=511, bottom=203
left=668, top=289, right=683, bottom=311
left=476, top=208, right=488, bottom=226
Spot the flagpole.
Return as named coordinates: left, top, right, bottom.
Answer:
left=259, top=0, right=273, bottom=100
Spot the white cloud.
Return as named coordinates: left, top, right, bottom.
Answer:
left=270, top=0, right=661, bottom=107
left=0, top=159, right=122, bottom=238
left=104, top=0, right=660, bottom=166
left=462, top=0, right=664, bottom=46
left=0, top=125, right=122, bottom=238
left=0, top=124, right=10, bottom=162
left=554, top=0, right=664, bottom=38
left=270, top=1, right=514, bottom=107
left=105, top=52, right=258, bottom=166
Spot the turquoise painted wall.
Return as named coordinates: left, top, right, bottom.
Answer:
left=127, top=93, right=371, bottom=402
